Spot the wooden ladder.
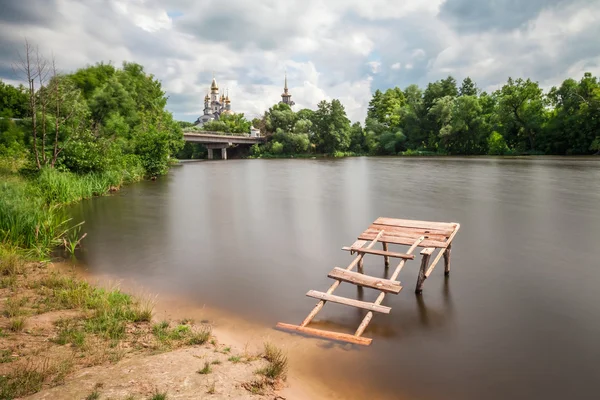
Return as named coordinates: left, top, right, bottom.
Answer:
left=276, top=231, right=425, bottom=345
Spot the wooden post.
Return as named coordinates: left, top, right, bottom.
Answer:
left=415, top=248, right=433, bottom=294
left=358, top=258, right=364, bottom=274
left=382, top=242, right=389, bottom=267
left=443, top=244, right=451, bottom=276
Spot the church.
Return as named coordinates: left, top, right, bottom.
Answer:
left=194, top=77, right=233, bottom=126
left=194, top=74, right=294, bottom=127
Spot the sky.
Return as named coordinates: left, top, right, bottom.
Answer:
left=1, top=0, right=600, bottom=123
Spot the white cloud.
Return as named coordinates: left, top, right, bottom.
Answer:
left=0, top=0, right=599, bottom=124
left=367, top=61, right=382, bottom=74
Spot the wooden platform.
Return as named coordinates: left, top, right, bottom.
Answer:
left=276, top=217, right=460, bottom=346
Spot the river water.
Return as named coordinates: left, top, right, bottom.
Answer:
left=69, top=157, right=600, bottom=400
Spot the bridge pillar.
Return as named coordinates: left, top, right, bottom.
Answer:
left=207, top=148, right=214, bottom=159
left=221, top=147, right=227, bottom=160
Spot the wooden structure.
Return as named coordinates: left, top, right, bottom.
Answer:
left=276, top=217, right=460, bottom=346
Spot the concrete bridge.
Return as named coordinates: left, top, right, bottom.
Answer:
left=183, top=131, right=265, bottom=160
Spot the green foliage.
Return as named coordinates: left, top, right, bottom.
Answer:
left=0, top=80, right=28, bottom=118
left=271, top=141, right=284, bottom=155
left=487, top=131, right=510, bottom=155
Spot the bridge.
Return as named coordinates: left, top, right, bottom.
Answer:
left=183, top=131, right=265, bottom=160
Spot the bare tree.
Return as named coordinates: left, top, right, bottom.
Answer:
left=14, top=39, right=41, bottom=169
left=35, top=46, right=50, bottom=165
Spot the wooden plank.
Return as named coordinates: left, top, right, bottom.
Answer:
left=300, top=230, right=385, bottom=327
left=425, top=223, right=461, bottom=278
left=276, top=323, right=372, bottom=346
left=327, top=267, right=402, bottom=294
left=369, top=223, right=452, bottom=239
left=375, top=217, right=457, bottom=231
left=360, top=230, right=448, bottom=248
left=354, top=236, right=425, bottom=337
left=420, top=247, right=435, bottom=256
left=341, top=246, right=415, bottom=260
left=306, top=290, right=391, bottom=314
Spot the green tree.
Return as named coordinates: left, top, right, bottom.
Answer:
left=265, top=103, right=296, bottom=134
left=311, top=99, right=351, bottom=154
left=459, top=77, right=478, bottom=97
left=487, top=131, right=509, bottom=155
left=0, top=80, right=29, bottom=118
left=496, top=77, right=545, bottom=152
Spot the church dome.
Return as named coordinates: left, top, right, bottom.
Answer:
left=222, top=110, right=234, bottom=115
left=211, top=77, right=218, bottom=90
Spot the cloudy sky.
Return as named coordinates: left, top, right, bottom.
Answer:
left=1, top=0, right=600, bottom=122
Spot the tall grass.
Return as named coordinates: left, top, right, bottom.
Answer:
left=0, top=166, right=143, bottom=256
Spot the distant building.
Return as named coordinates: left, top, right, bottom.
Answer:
left=194, top=76, right=233, bottom=126
left=280, top=73, right=294, bottom=107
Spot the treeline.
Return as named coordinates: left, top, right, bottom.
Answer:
left=252, top=73, right=600, bottom=156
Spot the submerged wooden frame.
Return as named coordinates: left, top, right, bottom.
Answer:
left=276, top=217, right=460, bottom=346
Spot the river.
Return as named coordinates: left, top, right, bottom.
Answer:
left=69, top=157, right=600, bottom=400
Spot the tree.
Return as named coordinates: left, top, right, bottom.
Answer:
left=0, top=80, right=28, bottom=118
left=311, top=99, right=351, bottom=154
left=459, top=77, right=478, bottom=96
left=496, top=77, right=544, bottom=151
left=265, top=103, right=296, bottom=134
left=488, top=131, right=509, bottom=155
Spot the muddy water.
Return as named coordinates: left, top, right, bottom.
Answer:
left=69, top=157, right=600, bottom=400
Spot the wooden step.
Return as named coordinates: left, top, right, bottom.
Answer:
left=328, top=268, right=402, bottom=294
left=306, top=290, right=391, bottom=314
left=341, top=246, right=415, bottom=260
left=275, top=323, right=372, bottom=346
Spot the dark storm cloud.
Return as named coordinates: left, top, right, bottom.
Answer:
left=439, top=0, right=570, bottom=32
left=176, top=11, right=297, bottom=51
left=0, top=0, right=61, bottom=26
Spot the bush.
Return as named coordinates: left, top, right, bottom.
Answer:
left=271, top=141, right=284, bottom=155
left=487, top=131, right=509, bottom=155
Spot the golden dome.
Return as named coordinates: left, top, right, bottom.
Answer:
left=222, top=110, right=234, bottom=115
left=204, top=93, right=209, bottom=100
left=211, top=77, right=218, bottom=90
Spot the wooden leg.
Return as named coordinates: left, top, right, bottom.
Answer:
left=382, top=242, right=389, bottom=268
left=415, top=252, right=431, bottom=294
left=358, top=258, right=364, bottom=274
left=443, top=244, right=452, bottom=276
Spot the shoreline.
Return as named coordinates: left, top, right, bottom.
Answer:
left=60, top=263, right=354, bottom=400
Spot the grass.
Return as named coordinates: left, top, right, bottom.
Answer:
left=9, top=316, right=26, bottom=332
left=149, top=390, right=167, bottom=400
left=85, top=391, right=100, bottom=400
left=0, top=363, right=46, bottom=399
left=53, top=319, right=87, bottom=347
left=228, top=356, right=241, bottom=363
left=197, top=361, right=212, bottom=375
left=151, top=322, right=211, bottom=349
left=35, top=275, right=152, bottom=340
left=187, top=326, right=211, bottom=345
left=3, top=296, right=27, bottom=318
left=0, top=246, right=23, bottom=276
left=210, top=359, right=221, bottom=365
left=0, top=349, right=12, bottom=363
left=0, top=166, right=143, bottom=257
left=206, top=381, right=216, bottom=394
left=257, top=342, right=288, bottom=381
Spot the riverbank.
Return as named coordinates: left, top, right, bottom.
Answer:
left=0, top=163, right=292, bottom=398
left=0, top=258, right=289, bottom=399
